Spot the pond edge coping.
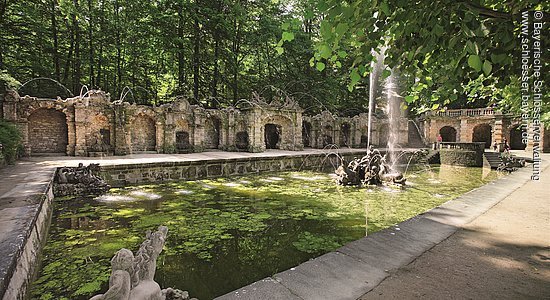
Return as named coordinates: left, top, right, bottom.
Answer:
left=0, top=168, right=56, bottom=300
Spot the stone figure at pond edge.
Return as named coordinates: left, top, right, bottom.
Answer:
left=54, top=163, right=111, bottom=196
left=89, top=226, right=197, bottom=300
left=335, top=146, right=406, bottom=186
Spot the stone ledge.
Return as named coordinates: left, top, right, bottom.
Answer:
left=0, top=168, right=56, bottom=300
left=99, top=151, right=368, bottom=187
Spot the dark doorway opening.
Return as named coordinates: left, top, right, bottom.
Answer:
left=509, top=125, right=526, bottom=150
left=205, top=118, right=221, bottom=149
left=302, top=121, right=312, bottom=147
left=340, top=123, right=351, bottom=147
left=439, top=126, right=457, bottom=142
left=236, top=131, right=249, bottom=150
left=265, top=124, right=281, bottom=149
left=322, top=125, right=333, bottom=146
left=360, top=135, right=369, bottom=148
left=472, top=124, right=492, bottom=148
left=176, top=131, right=191, bottom=152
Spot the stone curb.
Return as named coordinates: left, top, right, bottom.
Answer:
left=0, top=167, right=57, bottom=300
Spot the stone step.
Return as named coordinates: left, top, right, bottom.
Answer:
left=483, top=152, right=503, bottom=169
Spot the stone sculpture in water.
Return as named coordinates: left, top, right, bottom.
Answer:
left=335, top=146, right=406, bottom=186
left=54, top=163, right=110, bottom=196
left=89, top=226, right=196, bottom=300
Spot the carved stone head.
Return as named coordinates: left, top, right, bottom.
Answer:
left=111, top=248, right=135, bottom=272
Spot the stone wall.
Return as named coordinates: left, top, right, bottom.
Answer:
left=27, top=108, right=68, bottom=153
left=100, top=150, right=367, bottom=187
left=0, top=170, right=55, bottom=300
left=11, top=90, right=527, bottom=157
left=424, top=109, right=548, bottom=152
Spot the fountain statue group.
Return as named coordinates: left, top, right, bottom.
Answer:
left=54, top=163, right=111, bottom=196
left=90, top=226, right=196, bottom=300
left=335, top=146, right=406, bottom=186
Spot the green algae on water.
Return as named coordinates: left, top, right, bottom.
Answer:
left=31, top=166, right=498, bottom=300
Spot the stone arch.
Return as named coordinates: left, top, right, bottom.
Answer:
left=263, top=115, right=294, bottom=149
left=204, top=116, right=221, bottom=149
left=302, top=121, right=312, bottom=147
left=27, top=108, right=68, bottom=154
left=130, top=113, right=156, bottom=151
left=509, top=124, right=526, bottom=150
left=472, top=123, right=492, bottom=148
left=439, top=126, right=457, bottom=142
left=340, top=123, right=351, bottom=147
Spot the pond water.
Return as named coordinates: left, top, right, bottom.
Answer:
left=31, top=166, right=497, bottom=300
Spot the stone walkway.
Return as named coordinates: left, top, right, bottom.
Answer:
left=21, top=148, right=376, bottom=168
left=359, top=156, right=550, bottom=299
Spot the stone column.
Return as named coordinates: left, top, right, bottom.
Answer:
left=156, top=121, right=164, bottom=153
left=295, top=111, right=303, bottom=150
left=493, top=117, right=503, bottom=143
left=73, top=105, right=87, bottom=156
left=459, top=118, right=469, bottom=142
left=114, top=105, right=129, bottom=155
left=193, top=110, right=205, bottom=152
left=251, top=109, right=265, bottom=152
left=66, top=107, right=77, bottom=156
left=227, top=112, right=235, bottom=150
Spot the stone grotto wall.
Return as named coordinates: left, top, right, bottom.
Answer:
left=2, top=89, right=547, bottom=157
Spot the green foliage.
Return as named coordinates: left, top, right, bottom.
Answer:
left=0, top=120, right=22, bottom=164
left=286, top=0, right=549, bottom=116
left=0, top=70, right=21, bottom=93
left=292, top=232, right=342, bottom=254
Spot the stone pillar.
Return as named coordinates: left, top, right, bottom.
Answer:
left=525, top=125, right=534, bottom=153
left=493, top=117, right=503, bottom=143
left=227, top=112, right=235, bottom=150
left=73, top=105, right=87, bottom=156
left=66, top=107, right=77, bottom=156
left=295, top=111, right=303, bottom=150
left=251, top=109, right=265, bottom=152
left=193, top=110, right=205, bottom=152
left=459, top=118, right=468, bottom=142
left=156, top=122, right=164, bottom=153
left=114, top=105, right=129, bottom=155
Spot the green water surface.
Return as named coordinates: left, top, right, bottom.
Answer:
left=31, top=166, right=498, bottom=300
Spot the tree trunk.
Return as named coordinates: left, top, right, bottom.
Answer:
left=193, top=1, right=200, bottom=103
left=212, top=33, right=220, bottom=100
left=50, top=0, right=60, bottom=81
left=96, top=0, right=104, bottom=88
left=72, top=0, right=81, bottom=94
left=177, top=4, right=185, bottom=93
left=62, top=18, right=74, bottom=85
left=232, top=17, right=240, bottom=104
left=87, top=0, right=94, bottom=88
left=114, top=0, right=122, bottom=96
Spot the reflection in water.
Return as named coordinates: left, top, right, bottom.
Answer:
left=32, top=167, right=497, bottom=300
